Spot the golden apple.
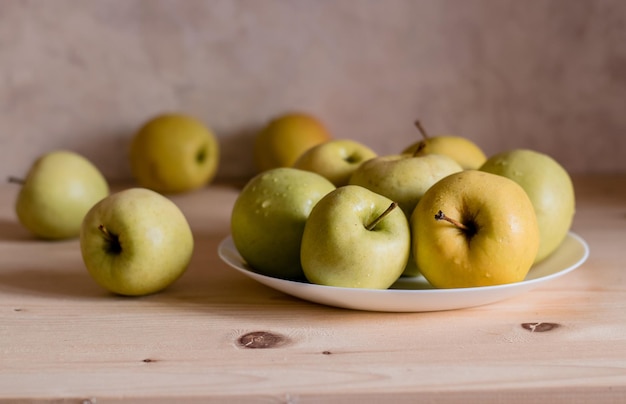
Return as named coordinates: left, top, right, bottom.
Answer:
left=129, top=113, right=219, bottom=194
left=403, top=121, right=487, bottom=170
left=480, top=149, right=575, bottom=263
left=293, top=139, right=377, bottom=186
left=412, top=170, right=539, bottom=288
left=254, top=112, right=331, bottom=172
left=11, top=150, right=109, bottom=240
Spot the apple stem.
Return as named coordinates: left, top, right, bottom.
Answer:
left=7, top=176, right=25, bottom=185
left=414, top=120, right=430, bottom=140
left=366, top=202, right=398, bottom=231
left=98, top=224, right=113, bottom=239
left=434, top=210, right=470, bottom=231
left=99, top=224, right=122, bottom=254
left=412, top=141, right=427, bottom=157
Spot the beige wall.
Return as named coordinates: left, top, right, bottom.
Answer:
left=1, top=0, right=624, bottom=183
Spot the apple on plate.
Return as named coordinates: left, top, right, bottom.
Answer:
left=230, top=167, right=335, bottom=280
left=412, top=170, right=539, bottom=288
left=9, top=150, right=109, bottom=240
left=293, top=139, right=377, bottom=186
left=349, top=151, right=463, bottom=277
left=479, top=149, right=575, bottom=263
left=254, top=112, right=332, bottom=172
left=349, top=153, right=462, bottom=219
left=403, top=121, right=487, bottom=170
left=301, top=185, right=410, bottom=289
left=80, top=188, right=194, bottom=296
left=129, top=113, right=220, bottom=194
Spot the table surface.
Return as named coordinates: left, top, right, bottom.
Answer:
left=1, top=174, right=625, bottom=403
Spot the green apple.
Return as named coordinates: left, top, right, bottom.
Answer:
left=254, top=112, right=332, bottom=172
left=479, top=149, right=575, bottom=263
left=129, top=113, right=219, bottom=194
left=80, top=188, right=194, bottom=296
left=230, top=167, right=335, bottom=280
left=293, top=139, right=377, bottom=186
left=412, top=170, right=539, bottom=288
left=349, top=152, right=463, bottom=277
left=301, top=185, right=410, bottom=289
left=9, top=150, right=109, bottom=240
left=403, top=121, right=487, bottom=170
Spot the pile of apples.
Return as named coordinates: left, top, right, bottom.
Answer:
left=232, top=113, right=576, bottom=289
left=10, top=109, right=576, bottom=296
left=9, top=113, right=220, bottom=296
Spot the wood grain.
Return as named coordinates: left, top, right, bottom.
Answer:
left=1, top=176, right=625, bottom=403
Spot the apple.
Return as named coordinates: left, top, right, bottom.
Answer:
left=254, top=112, right=332, bottom=172
left=80, top=187, right=194, bottom=296
left=301, top=185, right=410, bottom=289
left=349, top=153, right=463, bottom=219
left=293, top=139, right=377, bottom=186
left=412, top=170, right=539, bottom=288
left=230, top=167, right=335, bottom=280
left=349, top=152, right=463, bottom=277
left=479, top=149, right=575, bottom=263
left=129, top=113, right=219, bottom=194
left=9, top=150, right=109, bottom=240
left=403, top=121, right=487, bottom=170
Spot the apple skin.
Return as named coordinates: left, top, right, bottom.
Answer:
left=349, top=153, right=463, bottom=219
left=404, top=136, right=487, bottom=170
left=301, top=185, right=410, bottom=289
left=293, top=139, right=377, bottom=186
left=129, top=113, right=219, bottom=194
left=349, top=153, right=463, bottom=277
left=80, top=188, right=194, bottom=296
left=254, top=112, right=332, bottom=172
left=230, top=167, right=335, bottom=280
left=479, top=149, right=575, bottom=263
left=13, top=150, right=109, bottom=240
left=412, top=170, right=539, bottom=288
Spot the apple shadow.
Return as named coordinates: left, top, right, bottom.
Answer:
left=0, top=218, right=34, bottom=241
left=146, top=238, right=347, bottom=318
left=0, top=265, right=107, bottom=299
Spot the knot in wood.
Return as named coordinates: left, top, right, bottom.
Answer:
left=521, top=322, right=560, bottom=332
left=238, top=331, right=288, bottom=349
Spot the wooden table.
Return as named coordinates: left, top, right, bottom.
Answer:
left=1, top=175, right=625, bottom=403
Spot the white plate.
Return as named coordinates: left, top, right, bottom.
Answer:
left=217, top=232, right=589, bottom=312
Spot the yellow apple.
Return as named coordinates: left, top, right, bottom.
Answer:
left=479, top=149, right=575, bottom=263
left=129, top=113, right=219, bottom=194
left=301, top=185, right=410, bottom=289
left=254, top=112, right=332, bottom=172
left=349, top=153, right=462, bottom=219
left=349, top=152, right=463, bottom=278
left=293, top=139, right=377, bottom=186
left=403, top=121, right=487, bottom=170
left=80, top=188, right=193, bottom=296
left=412, top=170, right=539, bottom=288
left=10, top=150, right=109, bottom=240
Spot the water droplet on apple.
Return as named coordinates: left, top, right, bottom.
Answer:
left=261, top=200, right=271, bottom=208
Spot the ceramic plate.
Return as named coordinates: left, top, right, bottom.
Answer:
left=217, top=232, right=589, bottom=312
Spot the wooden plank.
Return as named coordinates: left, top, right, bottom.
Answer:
left=0, top=176, right=625, bottom=402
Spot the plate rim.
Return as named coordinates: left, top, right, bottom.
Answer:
left=217, top=232, right=589, bottom=311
